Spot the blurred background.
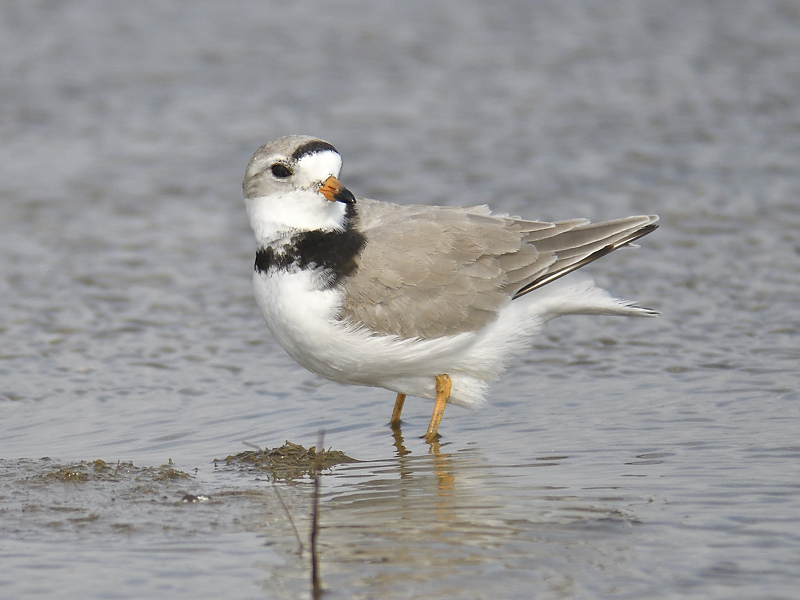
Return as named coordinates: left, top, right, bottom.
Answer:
left=1, top=2, right=799, bottom=598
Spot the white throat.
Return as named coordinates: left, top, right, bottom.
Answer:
left=245, top=191, right=349, bottom=247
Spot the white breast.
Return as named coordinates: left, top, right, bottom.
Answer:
left=253, top=268, right=348, bottom=377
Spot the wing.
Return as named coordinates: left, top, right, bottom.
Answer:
left=511, top=214, right=659, bottom=298
left=340, top=198, right=658, bottom=339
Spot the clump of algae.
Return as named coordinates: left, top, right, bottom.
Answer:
left=41, top=459, right=190, bottom=483
left=218, top=441, right=355, bottom=481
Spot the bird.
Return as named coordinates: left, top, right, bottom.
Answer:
left=242, top=135, right=658, bottom=442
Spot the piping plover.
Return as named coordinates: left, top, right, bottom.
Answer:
left=243, top=135, right=658, bottom=442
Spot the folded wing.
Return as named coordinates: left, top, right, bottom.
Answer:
left=340, top=198, right=658, bottom=340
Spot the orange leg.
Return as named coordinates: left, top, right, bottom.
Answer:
left=390, top=393, right=406, bottom=426
left=423, top=374, right=452, bottom=442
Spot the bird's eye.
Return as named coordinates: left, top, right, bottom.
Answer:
left=270, top=164, right=292, bottom=178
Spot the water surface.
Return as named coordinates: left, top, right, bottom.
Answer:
left=2, top=1, right=799, bottom=598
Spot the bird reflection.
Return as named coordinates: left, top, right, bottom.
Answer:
left=389, top=421, right=455, bottom=493
left=390, top=421, right=411, bottom=457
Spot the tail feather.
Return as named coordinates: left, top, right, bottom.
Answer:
left=523, top=274, right=659, bottom=322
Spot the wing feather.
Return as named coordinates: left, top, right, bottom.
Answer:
left=339, top=198, right=658, bottom=339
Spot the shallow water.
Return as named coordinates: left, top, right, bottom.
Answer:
left=2, top=1, right=800, bottom=598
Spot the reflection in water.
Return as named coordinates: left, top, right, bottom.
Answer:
left=276, top=428, right=643, bottom=599
left=390, top=422, right=455, bottom=493
left=389, top=422, right=411, bottom=458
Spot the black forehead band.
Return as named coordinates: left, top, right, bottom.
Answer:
left=291, top=140, right=338, bottom=161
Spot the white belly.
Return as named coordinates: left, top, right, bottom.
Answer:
left=252, top=268, right=642, bottom=408
left=252, top=268, right=500, bottom=406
